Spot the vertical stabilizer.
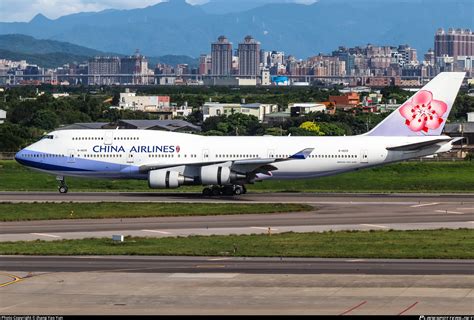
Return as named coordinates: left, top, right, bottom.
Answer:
left=366, top=72, right=465, bottom=136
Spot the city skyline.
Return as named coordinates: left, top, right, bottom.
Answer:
left=1, top=27, right=473, bottom=88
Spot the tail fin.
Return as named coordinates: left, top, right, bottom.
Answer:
left=366, top=72, right=465, bottom=136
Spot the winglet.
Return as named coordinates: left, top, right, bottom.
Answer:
left=289, top=148, right=314, bottom=159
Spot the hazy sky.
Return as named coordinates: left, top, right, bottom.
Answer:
left=0, top=0, right=318, bottom=22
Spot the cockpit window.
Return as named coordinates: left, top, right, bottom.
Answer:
left=41, top=135, right=54, bottom=140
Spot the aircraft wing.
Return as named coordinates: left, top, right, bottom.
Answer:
left=138, top=148, right=314, bottom=176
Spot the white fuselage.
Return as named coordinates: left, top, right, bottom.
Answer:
left=15, top=129, right=453, bottom=183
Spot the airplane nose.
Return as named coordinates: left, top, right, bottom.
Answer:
left=14, top=149, right=26, bottom=164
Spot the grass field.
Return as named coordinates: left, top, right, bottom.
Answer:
left=1, top=160, right=473, bottom=193
left=0, top=202, right=312, bottom=221
left=0, top=229, right=472, bottom=259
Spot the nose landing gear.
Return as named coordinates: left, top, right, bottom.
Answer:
left=57, top=176, right=68, bottom=194
left=202, top=185, right=246, bottom=197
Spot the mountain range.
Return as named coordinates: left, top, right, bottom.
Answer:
left=0, top=34, right=198, bottom=68
left=0, top=0, right=473, bottom=58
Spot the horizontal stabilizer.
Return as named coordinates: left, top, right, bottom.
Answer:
left=386, top=138, right=451, bottom=151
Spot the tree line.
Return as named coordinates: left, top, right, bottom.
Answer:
left=0, top=85, right=473, bottom=152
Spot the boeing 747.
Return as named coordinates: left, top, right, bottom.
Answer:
left=15, top=72, right=465, bottom=196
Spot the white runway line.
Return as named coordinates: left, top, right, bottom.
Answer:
left=30, top=233, right=61, bottom=238
left=141, top=230, right=172, bottom=234
left=346, top=259, right=366, bottom=262
left=250, top=227, right=279, bottom=231
left=410, top=202, right=439, bottom=208
left=435, top=210, right=464, bottom=215
left=360, top=224, right=389, bottom=229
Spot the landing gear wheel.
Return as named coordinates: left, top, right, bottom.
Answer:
left=234, top=185, right=243, bottom=196
left=223, top=186, right=234, bottom=196
left=211, top=186, right=221, bottom=196
left=202, top=187, right=212, bottom=196
left=57, top=176, right=68, bottom=194
left=59, top=186, right=68, bottom=194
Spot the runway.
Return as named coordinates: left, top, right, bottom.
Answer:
left=1, top=191, right=474, bottom=203
left=1, top=193, right=473, bottom=314
left=1, top=192, right=473, bottom=241
left=1, top=256, right=473, bottom=275
left=1, top=256, right=473, bottom=314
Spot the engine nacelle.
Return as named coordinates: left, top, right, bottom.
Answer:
left=200, top=165, right=246, bottom=185
left=148, top=169, right=186, bottom=189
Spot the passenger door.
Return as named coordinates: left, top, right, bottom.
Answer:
left=104, top=131, right=114, bottom=145
left=202, top=149, right=210, bottom=161
left=360, top=149, right=369, bottom=163
left=267, top=149, right=275, bottom=159
left=67, top=149, right=76, bottom=163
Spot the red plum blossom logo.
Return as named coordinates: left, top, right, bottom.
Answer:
left=399, top=90, right=447, bottom=133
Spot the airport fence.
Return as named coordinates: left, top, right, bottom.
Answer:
left=0, top=152, right=15, bottom=160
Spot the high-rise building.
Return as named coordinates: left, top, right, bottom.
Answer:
left=87, top=56, right=120, bottom=85
left=199, top=54, right=212, bottom=75
left=435, top=28, right=474, bottom=59
left=120, top=51, right=148, bottom=85
left=397, top=45, right=418, bottom=66
left=238, top=35, right=261, bottom=76
left=424, top=49, right=435, bottom=65
left=211, top=36, right=233, bottom=76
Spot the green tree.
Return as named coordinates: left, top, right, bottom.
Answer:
left=31, top=109, right=59, bottom=131
left=288, top=127, right=320, bottom=136
left=299, top=121, right=324, bottom=135
left=265, top=127, right=287, bottom=136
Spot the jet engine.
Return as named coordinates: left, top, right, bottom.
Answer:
left=200, top=165, right=246, bottom=185
left=148, top=169, right=192, bottom=189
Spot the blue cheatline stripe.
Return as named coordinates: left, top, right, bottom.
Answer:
left=15, top=157, right=91, bottom=172
left=15, top=150, right=139, bottom=173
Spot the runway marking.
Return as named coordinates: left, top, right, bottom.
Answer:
left=0, top=273, right=23, bottom=288
left=195, top=264, right=226, bottom=269
left=346, top=259, right=366, bottom=262
left=398, top=301, right=419, bottom=315
left=250, top=227, right=279, bottom=231
left=435, top=210, right=464, bottom=215
left=360, top=224, right=389, bottom=229
left=30, top=233, right=61, bottom=238
left=141, top=230, right=172, bottom=235
left=169, top=273, right=238, bottom=279
left=207, top=258, right=232, bottom=261
left=339, top=300, right=367, bottom=315
left=411, top=202, right=439, bottom=208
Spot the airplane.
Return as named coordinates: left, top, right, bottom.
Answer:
left=15, top=72, right=466, bottom=196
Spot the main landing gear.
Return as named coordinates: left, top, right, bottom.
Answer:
left=57, top=176, right=68, bottom=194
left=202, top=185, right=247, bottom=196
